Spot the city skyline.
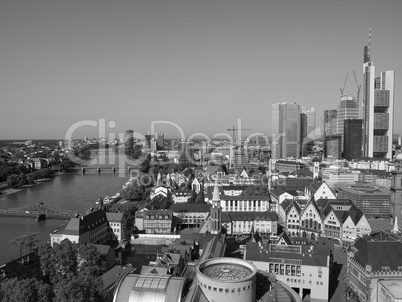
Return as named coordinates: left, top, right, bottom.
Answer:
left=1, top=0, right=401, bottom=140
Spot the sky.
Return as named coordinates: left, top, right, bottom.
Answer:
left=1, top=0, right=401, bottom=140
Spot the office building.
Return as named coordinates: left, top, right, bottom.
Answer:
left=335, top=182, right=390, bottom=218
left=362, top=28, right=395, bottom=159
left=300, top=113, right=308, bottom=156
left=324, top=134, right=342, bottom=158
left=337, top=95, right=359, bottom=145
left=155, top=131, right=165, bottom=150
left=324, top=110, right=338, bottom=136
left=272, top=102, right=301, bottom=159
left=344, top=119, right=363, bottom=160
left=301, top=107, right=316, bottom=141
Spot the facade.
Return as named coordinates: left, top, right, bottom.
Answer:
left=220, top=195, right=270, bottom=212
left=300, top=113, right=308, bottom=157
left=324, top=109, right=338, bottom=136
left=324, top=134, right=342, bottom=158
left=245, top=242, right=331, bottom=301
left=362, top=30, right=395, bottom=159
left=106, top=212, right=127, bottom=242
left=273, top=160, right=306, bottom=173
left=337, top=95, right=359, bottom=148
left=271, top=102, right=301, bottom=159
left=299, top=200, right=322, bottom=241
left=50, top=209, right=109, bottom=245
left=227, top=211, right=278, bottom=236
left=301, top=106, right=316, bottom=141
left=170, top=203, right=211, bottom=229
left=344, top=119, right=363, bottom=160
left=134, top=210, right=173, bottom=234
left=195, top=258, right=258, bottom=302
left=336, top=182, right=390, bottom=218
left=279, top=199, right=302, bottom=237
left=155, top=131, right=164, bottom=150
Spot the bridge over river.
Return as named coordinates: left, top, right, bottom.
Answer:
left=0, top=203, right=83, bottom=221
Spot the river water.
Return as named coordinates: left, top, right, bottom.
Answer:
left=0, top=150, right=134, bottom=264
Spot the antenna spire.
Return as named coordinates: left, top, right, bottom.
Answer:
left=368, top=26, right=371, bottom=56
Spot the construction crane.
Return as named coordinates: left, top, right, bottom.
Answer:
left=353, top=70, right=361, bottom=107
left=340, top=73, right=349, bottom=95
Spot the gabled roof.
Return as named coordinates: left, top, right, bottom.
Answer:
left=106, top=212, right=125, bottom=223
left=277, top=231, right=292, bottom=245
left=63, top=209, right=108, bottom=236
left=342, top=203, right=364, bottom=225
left=280, top=199, right=301, bottom=215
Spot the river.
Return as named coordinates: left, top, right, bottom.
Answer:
left=0, top=170, right=131, bottom=264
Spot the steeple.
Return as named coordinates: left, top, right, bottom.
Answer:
left=210, top=178, right=221, bottom=234
left=212, top=178, right=220, bottom=202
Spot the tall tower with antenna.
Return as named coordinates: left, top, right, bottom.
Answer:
left=362, top=26, right=395, bottom=159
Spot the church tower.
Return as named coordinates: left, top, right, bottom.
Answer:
left=210, top=180, right=222, bottom=234
left=312, top=157, right=321, bottom=179
left=390, top=154, right=402, bottom=230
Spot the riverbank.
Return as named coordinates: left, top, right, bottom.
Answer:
left=0, top=171, right=65, bottom=198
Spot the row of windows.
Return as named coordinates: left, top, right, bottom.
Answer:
left=269, top=264, right=301, bottom=276
left=198, top=281, right=253, bottom=293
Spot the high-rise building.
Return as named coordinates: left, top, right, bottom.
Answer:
left=300, top=113, right=307, bottom=156
left=337, top=95, right=359, bottom=142
left=344, top=119, right=362, bottom=161
left=324, top=110, right=338, bottom=136
left=324, top=134, right=342, bottom=158
left=301, top=107, right=316, bottom=140
left=154, top=131, right=164, bottom=150
left=362, top=27, right=395, bottom=159
left=271, top=102, right=301, bottom=159
left=125, top=130, right=134, bottom=154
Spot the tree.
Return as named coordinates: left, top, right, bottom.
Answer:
left=6, top=173, right=27, bottom=188
left=0, top=277, right=53, bottom=302
left=9, top=235, right=27, bottom=257
left=53, top=272, right=106, bottom=302
left=140, top=159, right=150, bottom=173
left=122, top=182, right=145, bottom=201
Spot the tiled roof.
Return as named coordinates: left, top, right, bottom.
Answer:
left=169, top=203, right=211, bottom=213
left=353, top=239, right=402, bottom=271
left=229, top=211, right=278, bottom=222
left=106, top=212, right=125, bottom=223
left=64, top=209, right=108, bottom=235
left=245, top=242, right=330, bottom=267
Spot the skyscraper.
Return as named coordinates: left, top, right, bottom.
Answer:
left=271, top=102, right=301, bottom=159
left=154, top=131, right=164, bottom=150
left=362, top=27, right=395, bottom=159
left=337, top=95, right=359, bottom=140
left=344, top=119, right=362, bottom=160
left=301, top=107, right=316, bottom=140
left=324, top=109, right=338, bottom=136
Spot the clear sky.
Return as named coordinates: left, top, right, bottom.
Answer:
left=1, top=0, right=401, bottom=140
